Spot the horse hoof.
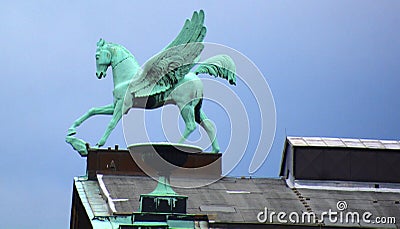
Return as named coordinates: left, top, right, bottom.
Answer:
left=211, top=148, right=220, bottom=154
left=67, top=128, right=77, bottom=136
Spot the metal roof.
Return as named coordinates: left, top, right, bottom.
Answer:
left=280, top=136, right=400, bottom=183
left=287, top=136, right=400, bottom=150
left=74, top=175, right=400, bottom=228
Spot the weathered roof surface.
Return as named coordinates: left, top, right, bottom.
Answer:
left=287, top=136, right=400, bottom=150
left=76, top=175, right=400, bottom=227
left=298, top=188, right=400, bottom=227
left=74, top=177, right=110, bottom=218
left=100, top=175, right=305, bottom=221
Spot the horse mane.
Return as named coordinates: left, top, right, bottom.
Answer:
left=107, top=42, right=131, bottom=56
left=106, top=42, right=140, bottom=69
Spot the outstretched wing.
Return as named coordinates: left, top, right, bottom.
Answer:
left=164, top=10, right=206, bottom=50
left=129, top=10, right=207, bottom=97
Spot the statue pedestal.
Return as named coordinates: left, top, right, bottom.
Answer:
left=86, top=143, right=221, bottom=180
left=84, top=143, right=216, bottom=226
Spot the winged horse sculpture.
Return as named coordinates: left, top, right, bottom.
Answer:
left=66, top=10, right=236, bottom=155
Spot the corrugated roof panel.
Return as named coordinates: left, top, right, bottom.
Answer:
left=360, top=139, right=385, bottom=149
left=287, top=137, right=308, bottom=146
left=303, top=137, right=327, bottom=147
left=341, top=138, right=365, bottom=148
left=381, top=140, right=400, bottom=149
left=322, top=138, right=346, bottom=147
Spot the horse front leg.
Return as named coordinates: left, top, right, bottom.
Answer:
left=96, top=100, right=123, bottom=147
left=68, top=104, right=115, bottom=136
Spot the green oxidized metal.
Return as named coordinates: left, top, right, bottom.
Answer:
left=67, top=10, right=236, bottom=155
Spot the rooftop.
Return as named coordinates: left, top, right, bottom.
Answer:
left=286, top=136, right=400, bottom=149
left=280, top=136, right=400, bottom=185
left=71, top=138, right=400, bottom=228
left=74, top=174, right=400, bottom=228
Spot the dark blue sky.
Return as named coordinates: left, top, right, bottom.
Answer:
left=1, top=1, right=400, bottom=228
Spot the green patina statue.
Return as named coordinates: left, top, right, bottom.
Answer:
left=66, top=10, right=236, bottom=155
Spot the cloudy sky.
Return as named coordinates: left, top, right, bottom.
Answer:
left=1, top=1, right=400, bottom=228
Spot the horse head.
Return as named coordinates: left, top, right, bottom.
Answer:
left=95, top=38, right=111, bottom=79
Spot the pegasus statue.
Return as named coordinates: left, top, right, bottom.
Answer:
left=66, top=10, right=236, bottom=155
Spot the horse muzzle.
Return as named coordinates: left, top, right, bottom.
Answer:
left=96, top=71, right=106, bottom=79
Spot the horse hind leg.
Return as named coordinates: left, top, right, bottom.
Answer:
left=178, top=102, right=198, bottom=144
left=195, top=100, right=220, bottom=153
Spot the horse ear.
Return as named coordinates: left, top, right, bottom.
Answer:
left=97, top=38, right=105, bottom=47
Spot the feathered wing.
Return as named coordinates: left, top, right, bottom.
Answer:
left=129, top=10, right=207, bottom=97
left=195, top=54, right=237, bottom=85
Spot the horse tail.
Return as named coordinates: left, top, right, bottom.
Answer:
left=194, top=54, right=236, bottom=85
